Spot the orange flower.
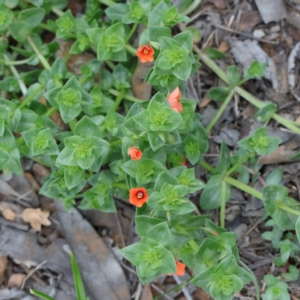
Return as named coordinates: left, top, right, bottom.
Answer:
left=136, top=45, right=155, bottom=63
left=168, top=260, right=186, bottom=276
left=179, top=156, right=188, bottom=166
left=167, top=87, right=183, bottom=113
left=129, top=188, right=148, bottom=207
left=128, top=146, right=142, bottom=160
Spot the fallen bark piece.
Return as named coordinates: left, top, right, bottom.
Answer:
left=7, top=273, right=25, bottom=288
left=0, top=256, right=8, bottom=284
left=55, top=202, right=130, bottom=300
left=254, top=0, right=287, bottom=24
left=22, top=208, right=51, bottom=231
left=2, top=209, right=16, bottom=222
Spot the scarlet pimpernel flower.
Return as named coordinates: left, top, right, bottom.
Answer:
left=128, top=146, right=142, bottom=160
left=167, top=87, right=183, bottom=113
left=168, top=260, right=186, bottom=276
left=129, top=188, right=148, bottom=207
left=136, top=45, right=155, bottom=63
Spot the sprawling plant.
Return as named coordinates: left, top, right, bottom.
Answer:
left=1, top=0, right=300, bottom=299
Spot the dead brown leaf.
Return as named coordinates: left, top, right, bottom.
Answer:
left=238, top=11, right=260, bottom=32
left=2, top=209, right=16, bottom=222
left=22, top=208, right=51, bottom=231
left=24, top=172, right=40, bottom=192
left=132, top=61, right=152, bottom=100
left=218, top=41, right=230, bottom=53
left=0, top=256, right=8, bottom=284
left=7, top=273, right=25, bottom=288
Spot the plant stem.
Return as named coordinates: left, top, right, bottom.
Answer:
left=109, top=139, right=122, bottom=146
left=225, top=152, right=253, bottom=176
left=125, top=44, right=136, bottom=55
left=181, top=0, right=202, bottom=15
left=206, top=89, right=234, bottom=133
left=112, top=89, right=126, bottom=111
left=26, top=35, right=51, bottom=70
left=98, top=0, right=116, bottom=7
left=223, top=176, right=263, bottom=200
left=0, top=58, right=30, bottom=66
left=109, top=89, right=142, bottom=103
left=45, top=106, right=58, bottom=117
left=277, top=203, right=300, bottom=217
left=239, top=260, right=260, bottom=300
left=3, top=54, right=27, bottom=95
left=153, top=277, right=193, bottom=300
left=18, top=85, right=44, bottom=109
left=125, top=23, right=138, bottom=43
left=194, top=46, right=300, bottom=135
left=220, top=181, right=226, bottom=228
left=199, top=160, right=216, bottom=174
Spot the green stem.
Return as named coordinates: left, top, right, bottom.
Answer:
left=199, top=160, right=216, bottom=174
left=239, top=260, right=260, bottom=300
left=26, top=35, right=51, bottom=70
left=153, top=277, right=194, bottom=300
left=0, top=58, right=30, bottom=66
left=194, top=47, right=228, bottom=83
left=105, top=60, right=115, bottom=70
left=109, top=89, right=142, bottom=103
left=277, top=203, right=300, bottom=217
left=125, top=23, right=138, bottom=43
left=112, top=89, right=126, bottom=111
left=18, top=85, right=44, bottom=109
left=109, top=139, right=122, bottom=146
left=98, top=0, right=116, bottom=6
left=182, top=0, right=202, bottom=15
left=194, top=47, right=300, bottom=135
left=45, top=106, right=58, bottom=117
left=223, top=176, right=263, bottom=200
left=125, top=44, right=136, bottom=55
left=206, top=89, right=234, bottom=133
left=225, top=152, right=253, bottom=176
left=220, top=181, right=226, bottom=228
left=3, top=54, right=27, bottom=95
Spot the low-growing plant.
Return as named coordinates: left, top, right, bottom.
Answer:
left=1, top=0, right=300, bottom=299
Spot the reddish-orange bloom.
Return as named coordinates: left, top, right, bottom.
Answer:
left=129, top=188, right=148, bottom=207
left=136, top=45, right=155, bottom=63
left=128, top=146, right=142, bottom=160
left=179, top=156, right=188, bottom=166
left=168, top=260, right=186, bottom=276
left=167, top=87, right=183, bottom=113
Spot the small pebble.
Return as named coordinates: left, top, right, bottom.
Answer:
left=253, top=29, right=265, bottom=38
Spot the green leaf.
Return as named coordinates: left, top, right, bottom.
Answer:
left=148, top=26, right=171, bottom=43
left=173, top=31, right=193, bottom=51
left=254, top=103, right=277, bottom=123
left=244, top=61, right=267, bottom=80
left=147, top=222, right=172, bottom=248
left=74, top=116, right=102, bottom=138
left=216, top=142, right=230, bottom=175
left=184, top=134, right=201, bottom=165
left=204, top=47, right=226, bottom=59
left=0, top=147, right=10, bottom=169
left=30, top=289, right=54, bottom=300
left=70, top=252, right=87, bottom=300
left=9, top=21, right=32, bottom=42
left=262, top=185, right=299, bottom=230
left=282, top=265, right=299, bottom=281
left=227, top=66, right=242, bottom=86
left=207, top=87, right=231, bottom=103
left=296, top=216, right=300, bottom=244
left=200, top=175, right=232, bottom=210
left=178, top=168, right=205, bottom=193
left=19, top=8, right=45, bottom=28
left=135, top=216, right=165, bottom=237
left=105, top=3, right=129, bottom=21
left=266, top=168, right=283, bottom=185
